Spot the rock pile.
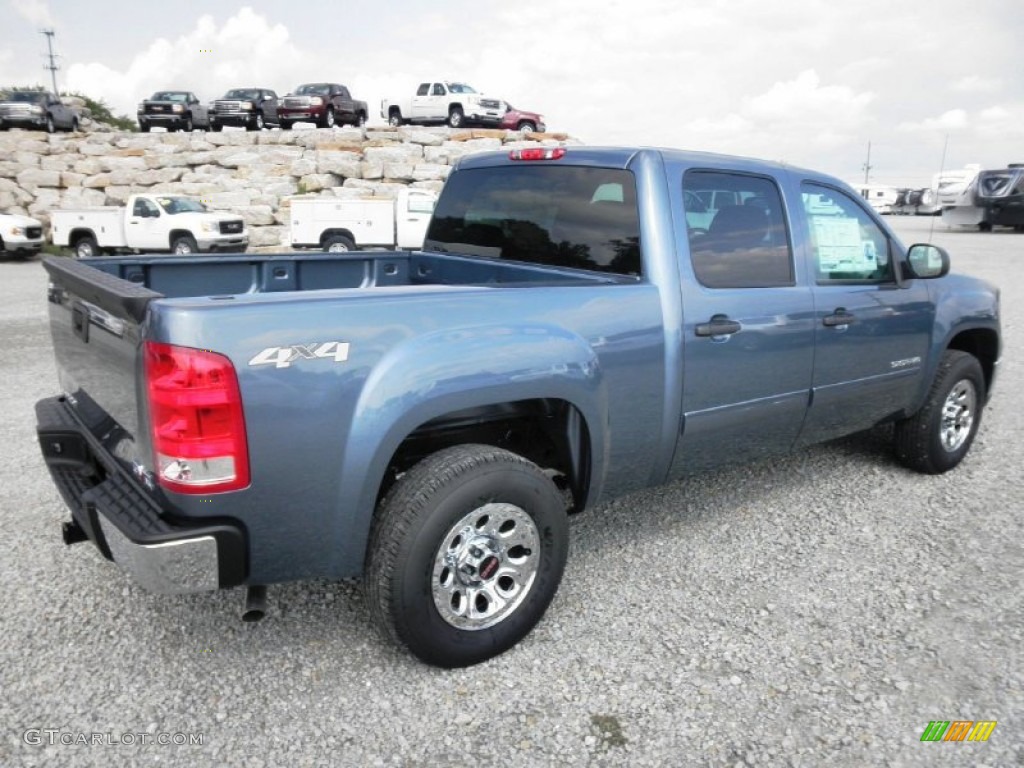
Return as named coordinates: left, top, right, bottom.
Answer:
left=0, top=126, right=577, bottom=249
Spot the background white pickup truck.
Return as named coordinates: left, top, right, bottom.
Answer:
left=51, top=195, right=248, bottom=258
left=381, top=81, right=505, bottom=129
left=0, top=212, right=44, bottom=258
left=289, top=188, right=437, bottom=251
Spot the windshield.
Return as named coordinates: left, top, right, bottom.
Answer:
left=446, top=83, right=477, bottom=94
left=295, top=84, right=330, bottom=96
left=224, top=89, right=260, bottom=100
left=152, top=92, right=189, bottom=102
left=156, top=197, right=207, bottom=215
left=424, top=165, right=642, bottom=276
left=6, top=92, right=47, bottom=104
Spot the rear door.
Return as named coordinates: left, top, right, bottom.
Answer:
left=669, top=168, right=815, bottom=477
left=794, top=182, right=933, bottom=446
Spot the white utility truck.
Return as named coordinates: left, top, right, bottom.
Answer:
left=288, top=188, right=437, bottom=252
left=51, top=195, right=248, bottom=258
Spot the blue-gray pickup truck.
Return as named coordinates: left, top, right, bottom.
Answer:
left=35, top=146, right=1001, bottom=667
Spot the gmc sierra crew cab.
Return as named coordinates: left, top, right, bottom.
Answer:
left=34, top=146, right=1001, bottom=668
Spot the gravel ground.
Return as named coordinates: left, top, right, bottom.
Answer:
left=1, top=217, right=1021, bottom=767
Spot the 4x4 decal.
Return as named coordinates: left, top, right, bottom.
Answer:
left=249, top=342, right=350, bottom=369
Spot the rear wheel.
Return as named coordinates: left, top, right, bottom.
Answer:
left=70, top=118, right=80, bottom=133
left=894, top=350, right=985, bottom=474
left=388, top=110, right=403, bottom=127
left=323, top=234, right=356, bottom=252
left=171, top=235, right=198, bottom=255
left=73, top=235, right=98, bottom=259
left=366, top=445, right=569, bottom=667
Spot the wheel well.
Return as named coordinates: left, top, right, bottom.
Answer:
left=388, top=106, right=402, bottom=118
left=168, top=229, right=195, bottom=247
left=380, top=399, right=591, bottom=512
left=947, top=328, right=999, bottom=395
left=69, top=228, right=96, bottom=245
left=320, top=228, right=355, bottom=246
left=448, top=103, right=464, bottom=114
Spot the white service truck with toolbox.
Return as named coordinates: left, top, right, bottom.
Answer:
left=51, top=194, right=248, bottom=258
left=289, top=188, right=437, bottom=252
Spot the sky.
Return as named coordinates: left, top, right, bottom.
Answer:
left=3, top=0, right=1023, bottom=186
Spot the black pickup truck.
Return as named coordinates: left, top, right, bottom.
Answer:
left=0, top=90, right=79, bottom=133
left=137, top=91, right=211, bottom=133
left=210, top=88, right=280, bottom=131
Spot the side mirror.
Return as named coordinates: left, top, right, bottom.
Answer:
left=905, top=243, right=950, bottom=279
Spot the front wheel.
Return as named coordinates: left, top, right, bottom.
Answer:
left=46, top=115, right=56, bottom=134
left=322, top=108, right=335, bottom=129
left=366, top=445, right=569, bottom=668
left=183, top=115, right=193, bottom=132
left=249, top=112, right=265, bottom=131
left=171, top=235, right=198, bottom=255
left=893, top=350, right=986, bottom=474
left=517, top=121, right=537, bottom=134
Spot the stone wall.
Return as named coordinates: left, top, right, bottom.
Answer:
left=0, top=126, right=577, bottom=249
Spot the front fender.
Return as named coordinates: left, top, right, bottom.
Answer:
left=329, top=323, right=608, bottom=577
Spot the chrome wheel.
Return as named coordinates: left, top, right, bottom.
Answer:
left=432, top=502, right=540, bottom=631
left=940, top=379, right=976, bottom=452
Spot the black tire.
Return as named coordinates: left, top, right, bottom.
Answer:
left=388, top=110, right=403, bottom=127
left=322, top=107, right=336, bottom=129
left=366, top=444, right=569, bottom=668
left=45, top=115, right=56, bottom=134
left=894, top=350, right=985, bottom=474
left=138, top=121, right=149, bottom=133
left=517, top=121, right=536, bottom=134
left=322, top=234, right=356, bottom=252
left=183, top=115, right=194, bottom=132
left=356, top=112, right=367, bottom=127
left=70, top=118, right=79, bottom=133
left=280, top=119, right=293, bottom=130
left=210, top=122, right=222, bottom=132
left=447, top=106, right=464, bottom=128
left=74, top=235, right=98, bottom=259
left=171, top=235, right=198, bottom=255
left=249, top=112, right=265, bottom=131
left=979, top=221, right=993, bottom=232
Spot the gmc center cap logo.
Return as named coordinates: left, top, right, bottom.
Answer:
left=479, top=556, right=500, bottom=580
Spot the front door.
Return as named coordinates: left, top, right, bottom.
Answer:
left=795, top=182, right=934, bottom=446
left=669, top=169, right=815, bottom=478
left=128, top=197, right=167, bottom=251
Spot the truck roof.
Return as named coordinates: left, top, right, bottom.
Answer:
left=455, top=146, right=827, bottom=182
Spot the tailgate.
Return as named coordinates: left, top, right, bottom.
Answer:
left=42, top=256, right=161, bottom=466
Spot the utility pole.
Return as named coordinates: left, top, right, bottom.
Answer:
left=41, top=28, right=60, bottom=95
left=862, top=140, right=872, bottom=185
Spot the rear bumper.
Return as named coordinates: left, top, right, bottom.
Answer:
left=35, top=396, right=247, bottom=594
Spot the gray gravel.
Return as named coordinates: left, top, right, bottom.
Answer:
left=2, top=217, right=1021, bottom=767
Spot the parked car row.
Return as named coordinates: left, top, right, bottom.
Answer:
left=0, top=90, right=80, bottom=133
left=136, top=80, right=546, bottom=133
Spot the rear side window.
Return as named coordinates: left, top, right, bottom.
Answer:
left=425, top=166, right=642, bottom=276
left=683, top=171, right=793, bottom=288
left=801, top=182, right=893, bottom=283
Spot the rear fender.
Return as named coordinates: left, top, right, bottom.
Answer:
left=330, top=323, right=608, bottom=577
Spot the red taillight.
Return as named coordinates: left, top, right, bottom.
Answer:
left=144, top=341, right=250, bottom=494
left=509, top=147, right=566, bottom=161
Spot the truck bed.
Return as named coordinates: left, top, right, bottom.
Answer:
left=46, top=249, right=630, bottom=318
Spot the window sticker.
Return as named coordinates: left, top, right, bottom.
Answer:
left=812, top=217, right=877, bottom=272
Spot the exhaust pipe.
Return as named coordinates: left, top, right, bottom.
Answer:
left=241, top=585, right=267, bottom=623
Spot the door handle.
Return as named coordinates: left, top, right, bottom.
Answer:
left=822, top=309, right=856, bottom=327
left=695, top=315, right=742, bottom=337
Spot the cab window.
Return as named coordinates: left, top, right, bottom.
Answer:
left=800, top=183, right=893, bottom=283
left=683, top=171, right=793, bottom=288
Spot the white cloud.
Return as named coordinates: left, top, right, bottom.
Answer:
left=951, top=75, right=1002, bottom=93
left=11, top=0, right=54, bottom=27
left=896, top=109, right=969, bottom=133
left=65, top=7, right=313, bottom=116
